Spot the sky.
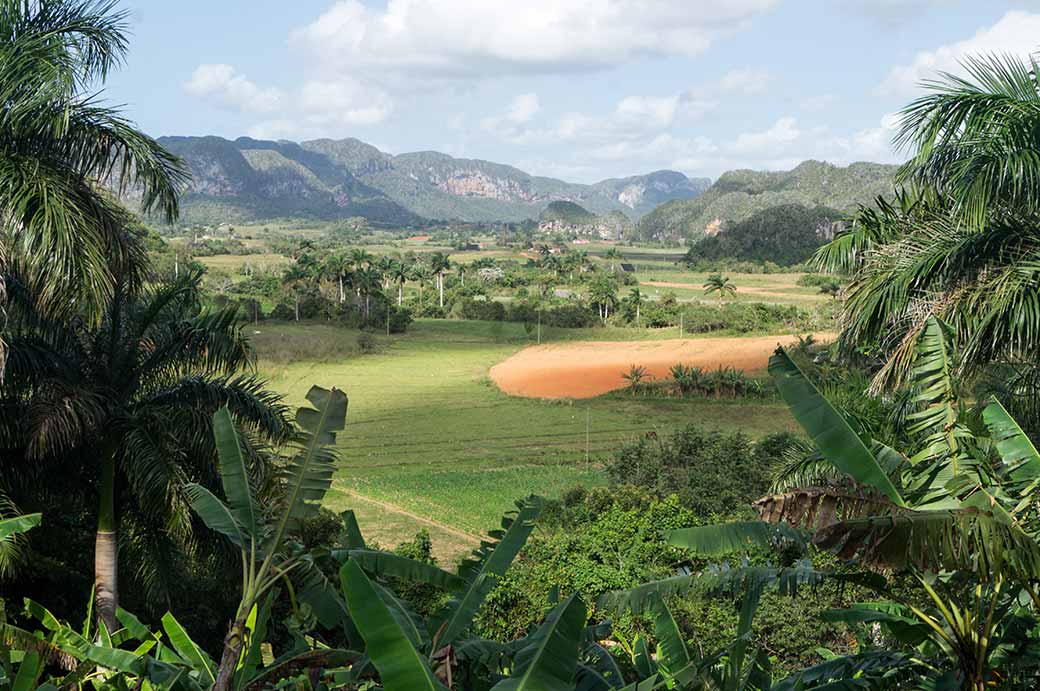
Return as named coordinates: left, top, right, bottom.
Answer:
left=105, top=1, right=1040, bottom=183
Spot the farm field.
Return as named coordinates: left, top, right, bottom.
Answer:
left=254, top=318, right=800, bottom=562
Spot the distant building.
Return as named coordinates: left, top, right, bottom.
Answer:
left=619, top=263, right=636, bottom=273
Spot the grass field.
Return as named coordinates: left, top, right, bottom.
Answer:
left=255, top=319, right=798, bottom=562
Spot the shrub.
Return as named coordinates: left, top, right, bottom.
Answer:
left=454, top=297, right=506, bottom=321
left=357, top=331, right=377, bottom=353
left=605, top=426, right=804, bottom=519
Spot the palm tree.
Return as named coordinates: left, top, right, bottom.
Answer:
left=0, top=270, right=289, bottom=630
left=389, top=258, right=410, bottom=306
left=323, top=252, right=351, bottom=303
left=376, top=254, right=395, bottom=291
left=588, top=275, right=619, bottom=322
left=429, top=252, right=451, bottom=308
left=703, top=273, right=736, bottom=307
left=603, top=247, right=623, bottom=273
left=282, top=264, right=311, bottom=322
left=411, top=261, right=433, bottom=301
left=349, top=248, right=373, bottom=272
left=625, top=287, right=645, bottom=325
left=815, top=54, right=1040, bottom=386
left=0, top=0, right=188, bottom=373
left=354, top=266, right=381, bottom=318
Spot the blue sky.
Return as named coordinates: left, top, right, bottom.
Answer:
left=106, top=1, right=1040, bottom=182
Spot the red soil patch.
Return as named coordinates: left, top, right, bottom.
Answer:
left=405, top=235, right=431, bottom=242
left=642, top=280, right=824, bottom=301
left=490, top=334, right=832, bottom=399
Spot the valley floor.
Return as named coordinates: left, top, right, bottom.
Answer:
left=256, top=319, right=800, bottom=562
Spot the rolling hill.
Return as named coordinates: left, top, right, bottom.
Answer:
left=635, top=160, right=898, bottom=242
left=158, top=135, right=712, bottom=224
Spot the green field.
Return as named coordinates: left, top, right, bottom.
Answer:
left=255, top=319, right=798, bottom=562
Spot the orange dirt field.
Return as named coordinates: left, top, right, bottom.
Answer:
left=489, top=334, right=831, bottom=399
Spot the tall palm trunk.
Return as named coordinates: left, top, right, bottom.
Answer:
left=96, top=449, right=118, bottom=632
left=294, top=295, right=300, bottom=322
left=398, top=283, right=403, bottom=306
left=438, top=273, right=444, bottom=308
left=338, top=275, right=344, bottom=303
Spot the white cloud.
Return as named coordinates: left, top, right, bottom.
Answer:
left=719, top=68, right=771, bottom=95
left=184, top=64, right=283, bottom=112
left=878, top=10, right=1040, bottom=95
left=290, top=0, right=778, bottom=79
left=297, top=80, right=394, bottom=126
left=506, top=93, right=540, bottom=124
left=730, top=117, right=801, bottom=154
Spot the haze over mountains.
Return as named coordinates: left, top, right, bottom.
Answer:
left=158, top=136, right=712, bottom=225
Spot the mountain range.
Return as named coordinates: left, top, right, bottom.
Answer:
left=157, top=136, right=712, bottom=225
left=635, top=160, right=899, bottom=242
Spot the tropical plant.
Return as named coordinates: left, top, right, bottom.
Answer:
left=660, top=319, right=1040, bottom=687
left=186, top=387, right=347, bottom=691
left=0, top=270, right=290, bottom=630
left=411, top=261, right=433, bottom=301
left=0, top=0, right=188, bottom=376
left=624, top=287, right=645, bottom=325
left=589, top=275, right=619, bottom=322
left=603, top=247, right=623, bottom=273
left=323, top=252, right=352, bottom=303
left=354, top=266, right=382, bottom=319
left=430, top=252, right=451, bottom=308
left=815, top=53, right=1040, bottom=386
left=390, top=258, right=411, bottom=306
left=621, top=365, right=650, bottom=395
left=281, top=263, right=311, bottom=322
left=703, top=274, right=736, bottom=308
left=0, top=500, right=40, bottom=580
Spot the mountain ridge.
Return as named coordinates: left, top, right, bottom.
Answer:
left=636, top=159, right=898, bottom=242
left=158, top=135, right=711, bottom=224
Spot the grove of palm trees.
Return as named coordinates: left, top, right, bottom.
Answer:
left=5, top=1, right=1040, bottom=690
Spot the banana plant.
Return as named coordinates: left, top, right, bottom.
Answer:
left=341, top=558, right=590, bottom=691
left=0, top=508, right=40, bottom=581
left=186, top=385, right=348, bottom=691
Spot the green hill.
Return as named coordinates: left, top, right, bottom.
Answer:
left=636, top=160, right=898, bottom=242
left=539, top=201, right=598, bottom=224
left=684, top=204, right=844, bottom=266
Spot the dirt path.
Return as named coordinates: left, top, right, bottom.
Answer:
left=490, top=333, right=832, bottom=399
left=340, top=489, right=483, bottom=545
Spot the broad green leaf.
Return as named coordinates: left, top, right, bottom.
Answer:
left=769, top=348, right=906, bottom=506
left=161, top=612, right=216, bottom=685
left=212, top=407, right=259, bottom=539
left=281, top=386, right=348, bottom=525
left=341, top=510, right=366, bottom=549
left=11, top=652, right=40, bottom=691
left=491, top=594, right=586, bottom=691
left=0, top=513, right=40, bottom=542
left=340, top=561, right=447, bottom=691
left=436, top=498, right=541, bottom=645
left=346, top=550, right=464, bottom=591
left=983, top=397, right=1040, bottom=485
left=666, top=521, right=805, bottom=556
left=647, top=594, right=688, bottom=675
left=184, top=484, right=244, bottom=547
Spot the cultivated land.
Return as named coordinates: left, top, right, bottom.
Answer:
left=254, top=319, right=801, bottom=563
left=491, top=333, right=832, bottom=399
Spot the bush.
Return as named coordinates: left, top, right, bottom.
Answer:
left=681, top=302, right=810, bottom=334
left=454, top=297, right=506, bottom=321
left=606, top=426, right=804, bottom=519
left=356, top=331, right=377, bottom=353
left=365, top=304, right=413, bottom=333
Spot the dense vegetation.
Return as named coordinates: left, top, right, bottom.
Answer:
left=7, top=2, right=1040, bottom=690
left=682, top=204, right=843, bottom=266
left=636, top=160, right=896, bottom=243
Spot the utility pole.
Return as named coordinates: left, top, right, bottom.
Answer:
left=537, top=310, right=542, bottom=344
left=679, top=311, right=684, bottom=339
left=585, top=407, right=591, bottom=464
